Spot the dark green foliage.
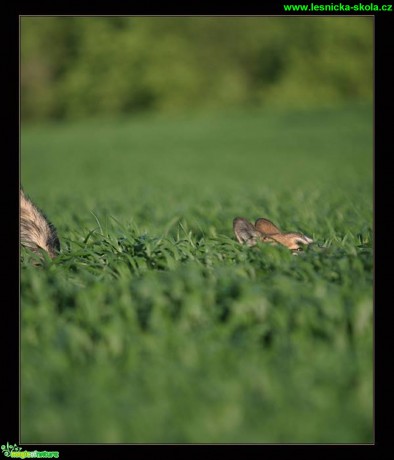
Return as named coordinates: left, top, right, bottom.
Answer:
left=21, top=17, right=373, bottom=121
left=21, top=106, right=373, bottom=443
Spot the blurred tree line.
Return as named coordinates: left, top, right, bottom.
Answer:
left=21, top=17, right=373, bottom=121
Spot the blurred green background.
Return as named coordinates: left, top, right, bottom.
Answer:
left=21, top=16, right=373, bottom=122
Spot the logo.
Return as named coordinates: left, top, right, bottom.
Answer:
left=1, top=443, right=59, bottom=459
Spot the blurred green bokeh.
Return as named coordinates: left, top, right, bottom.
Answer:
left=21, top=16, right=373, bottom=121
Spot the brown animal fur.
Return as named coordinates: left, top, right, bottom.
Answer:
left=20, top=189, right=60, bottom=259
left=233, top=217, right=313, bottom=253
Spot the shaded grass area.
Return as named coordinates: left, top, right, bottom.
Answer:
left=21, top=105, right=373, bottom=443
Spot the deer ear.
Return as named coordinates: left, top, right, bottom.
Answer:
left=254, top=218, right=281, bottom=235
left=233, top=217, right=261, bottom=246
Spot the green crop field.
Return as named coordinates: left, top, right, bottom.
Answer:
left=20, top=105, right=373, bottom=443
